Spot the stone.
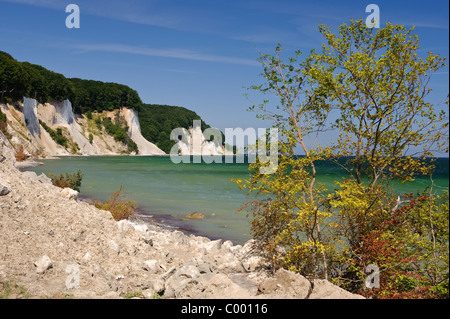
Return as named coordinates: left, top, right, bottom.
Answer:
left=140, top=233, right=153, bottom=246
left=83, top=252, right=92, bottom=262
left=229, top=244, right=242, bottom=255
left=242, top=255, right=266, bottom=272
left=61, top=188, right=79, bottom=200
left=221, top=240, right=233, bottom=252
left=217, top=260, right=247, bottom=274
left=239, top=239, right=257, bottom=258
left=200, top=273, right=253, bottom=298
left=143, top=278, right=165, bottom=296
left=0, top=183, right=10, bottom=196
left=37, top=173, right=52, bottom=184
left=170, top=230, right=190, bottom=246
left=177, top=265, right=200, bottom=279
left=196, top=262, right=213, bottom=274
left=117, top=220, right=134, bottom=233
left=161, top=266, right=176, bottom=281
left=309, top=279, right=366, bottom=299
left=162, top=265, right=202, bottom=298
left=186, top=212, right=205, bottom=219
left=202, top=239, right=222, bottom=253
left=108, top=240, right=121, bottom=255
left=257, top=268, right=312, bottom=298
left=22, top=171, right=38, bottom=182
left=133, top=223, right=149, bottom=233
left=142, top=260, right=160, bottom=274
left=34, top=255, right=53, bottom=274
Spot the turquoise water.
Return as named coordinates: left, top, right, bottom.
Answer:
left=23, top=156, right=449, bottom=244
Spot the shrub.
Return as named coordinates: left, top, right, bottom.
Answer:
left=47, top=170, right=83, bottom=191
left=101, top=116, right=138, bottom=154
left=14, top=145, right=27, bottom=162
left=94, top=117, right=102, bottom=130
left=349, top=191, right=450, bottom=299
left=127, top=139, right=138, bottom=154
left=95, top=187, right=137, bottom=221
left=0, top=108, right=9, bottom=137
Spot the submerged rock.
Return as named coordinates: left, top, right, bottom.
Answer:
left=186, top=212, right=205, bottom=219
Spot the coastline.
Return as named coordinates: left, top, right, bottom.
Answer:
left=78, top=193, right=224, bottom=242
left=2, top=154, right=364, bottom=299
left=16, top=156, right=253, bottom=244
left=17, top=157, right=230, bottom=243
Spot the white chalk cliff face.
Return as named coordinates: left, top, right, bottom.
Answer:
left=174, top=121, right=233, bottom=156
left=1, top=97, right=165, bottom=157
left=120, top=108, right=165, bottom=156
left=23, top=97, right=41, bottom=138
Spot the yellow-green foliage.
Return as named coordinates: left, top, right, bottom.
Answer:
left=95, top=187, right=137, bottom=221
left=236, top=18, right=449, bottom=298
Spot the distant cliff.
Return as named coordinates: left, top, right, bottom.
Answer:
left=0, top=98, right=165, bottom=158
left=1, top=51, right=230, bottom=159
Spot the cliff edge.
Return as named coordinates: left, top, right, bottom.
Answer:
left=1, top=98, right=166, bottom=158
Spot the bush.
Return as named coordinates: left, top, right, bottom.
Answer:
left=14, top=145, right=27, bottom=162
left=95, top=187, right=137, bottom=221
left=47, top=170, right=83, bottom=191
left=0, top=108, right=9, bottom=137
left=101, top=116, right=138, bottom=154
left=127, top=139, right=138, bottom=154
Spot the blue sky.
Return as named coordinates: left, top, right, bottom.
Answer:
left=0, top=0, right=448, bottom=153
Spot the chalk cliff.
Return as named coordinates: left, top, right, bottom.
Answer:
left=174, top=120, right=233, bottom=156
left=1, top=97, right=165, bottom=158
left=120, top=108, right=165, bottom=156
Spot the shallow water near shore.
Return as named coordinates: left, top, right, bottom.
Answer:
left=22, top=156, right=449, bottom=245
left=23, top=156, right=254, bottom=244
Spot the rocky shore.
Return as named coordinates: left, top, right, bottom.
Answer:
left=0, top=134, right=363, bottom=299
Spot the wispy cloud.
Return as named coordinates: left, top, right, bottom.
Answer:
left=0, top=0, right=63, bottom=10
left=405, top=22, right=449, bottom=30
left=72, top=43, right=259, bottom=66
left=0, top=0, right=220, bottom=32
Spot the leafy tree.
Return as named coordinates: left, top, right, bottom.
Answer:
left=236, top=45, right=333, bottom=279
left=309, top=19, right=448, bottom=185
left=236, top=19, right=449, bottom=297
left=69, top=78, right=142, bottom=114
left=1, top=50, right=142, bottom=113
left=309, top=19, right=449, bottom=295
left=139, top=104, right=215, bottom=154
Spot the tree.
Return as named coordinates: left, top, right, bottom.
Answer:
left=138, top=104, right=216, bottom=154
left=309, top=19, right=449, bottom=294
left=309, top=19, right=448, bottom=185
left=236, top=45, right=334, bottom=280
left=236, top=19, right=449, bottom=294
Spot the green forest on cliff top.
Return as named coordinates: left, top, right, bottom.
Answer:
left=0, top=50, right=211, bottom=153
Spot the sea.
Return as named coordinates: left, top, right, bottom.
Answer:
left=22, top=156, right=449, bottom=245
